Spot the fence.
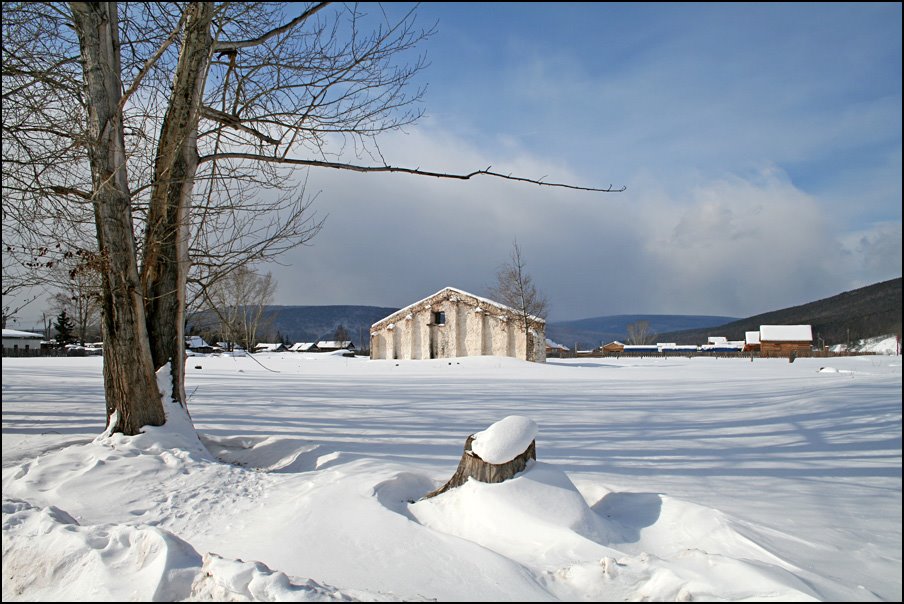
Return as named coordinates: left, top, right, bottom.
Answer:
left=2, top=347, right=92, bottom=358
left=548, top=349, right=878, bottom=360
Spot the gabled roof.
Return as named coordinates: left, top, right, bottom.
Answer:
left=372, top=286, right=545, bottom=331
left=254, top=342, right=286, bottom=352
left=186, top=335, right=210, bottom=348
left=2, top=329, right=44, bottom=339
left=317, top=340, right=354, bottom=349
left=759, top=325, right=812, bottom=342
left=289, top=342, right=318, bottom=351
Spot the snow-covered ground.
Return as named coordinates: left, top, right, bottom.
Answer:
left=2, top=350, right=901, bottom=601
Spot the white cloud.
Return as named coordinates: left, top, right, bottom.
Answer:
left=266, top=127, right=900, bottom=320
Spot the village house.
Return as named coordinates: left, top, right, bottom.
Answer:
left=546, top=339, right=569, bottom=357
left=185, top=335, right=215, bottom=354
left=317, top=340, right=355, bottom=352
left=370, top=287, right=546, bottom=363
left=758, top=325, right=813, bottom=356
left=288, top=342, right=319, bottom=352
left=2, top=328, right=44, bottom=356
left=254, top=342, right=288, bottom=353
left=601, top=341, right=625, bottom=354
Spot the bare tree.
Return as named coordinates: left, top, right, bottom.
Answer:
left=3, top=2, right=620, bottom=437
left=489, top=241, right=549, bottom=361
left=626, top=320, right=656, bottom=345
left=201, top=265, right=277, bottom=351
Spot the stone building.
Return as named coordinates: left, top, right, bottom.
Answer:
left=370, top=287, right=546, bottom=363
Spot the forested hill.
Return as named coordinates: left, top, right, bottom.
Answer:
left=201, top=277, right=900, bottom=349
left=262, top=305, right=399, bottom=344
left=657, top=277, right=902, bottom=346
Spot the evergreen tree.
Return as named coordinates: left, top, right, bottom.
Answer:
left=54, top=309, right=76, bottom=345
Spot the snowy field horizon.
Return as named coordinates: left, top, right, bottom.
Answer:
left=2, top=346, right=901, bottom=601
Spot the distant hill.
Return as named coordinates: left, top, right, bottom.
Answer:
left=262, top=305, right=398, bottom=344
left=545, top=315, right=739, bottom=350
left=192, top=277, right=901, bottom=351
left=188, top=305, right=399, bottom=347
left=657, top=277, right=902, bottom=346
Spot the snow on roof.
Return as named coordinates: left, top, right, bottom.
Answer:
left=746, top=331, right=761, bottom=345
left=317, top=341, right=353, bottom=349
left=254, top=343, right=285, bottom=352
left=289, top=342, right=318, bottom=351
left=707, top=336, right=728, bottom=344
left=186, top=335, right=210, bottom=348
left=2, top=329, right=44, bottom=339
left=372, top=286, right=545, bottom=330
left=759, top=325, right=812, bottom=342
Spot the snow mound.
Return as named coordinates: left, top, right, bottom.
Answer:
left=408, top=465, right=822, bottom=601
left=193, top=553, right=395, bottom=601
left=2, top=498, right=199, bottom=601
left=409, top=462, right=617, bottom=565
left=470, top=415, right=537, bottom=463
left=2, top=499, right=398, bottom=602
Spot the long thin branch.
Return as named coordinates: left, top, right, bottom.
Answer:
left=198, top=152, right=626, bottom=192
left=118, top=11, right=188, bottom=111
left=213, top=2, right=331, bottom=52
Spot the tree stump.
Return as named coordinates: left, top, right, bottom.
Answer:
left=422, top=433, right=536, bottom=499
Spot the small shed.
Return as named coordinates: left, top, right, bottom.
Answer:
left=601, top=341, right=625, bottom=354
left=744, top=331, right=761, bottom=352
left=759, top=325, right=812, bottom=356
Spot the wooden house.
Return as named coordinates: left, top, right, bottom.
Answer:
left=601, top=341, right=625, bottom=354
left=758, top=325, right=812, bottom=356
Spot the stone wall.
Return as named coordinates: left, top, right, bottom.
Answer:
left=370, top=288, right=545, bottom=363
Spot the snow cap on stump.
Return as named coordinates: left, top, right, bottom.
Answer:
left=471, top=416, right=538, bottom=464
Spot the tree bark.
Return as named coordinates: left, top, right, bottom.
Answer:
left=141, top=2, right=214, bottom=408
left=70, top=2, right=164, bottom=434
left=423, top=434, right=536, bottom=499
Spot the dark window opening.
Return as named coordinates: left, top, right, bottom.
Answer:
left=433, top=311, right=446, bottom=325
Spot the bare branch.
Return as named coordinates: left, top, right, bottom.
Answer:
left=118, top=10, right=188, bottom=110
left=213, top=2, right=332, bottom=52
left=200, top=105, right=280, bottom=145
left=199, top=153, right=626, bottom=192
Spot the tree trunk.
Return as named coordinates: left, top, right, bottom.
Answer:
left=142, top=2, right=214, bottom=408
left=423, top=434, right=536, bottom=499
left=71, top=2, right=164, bottom=434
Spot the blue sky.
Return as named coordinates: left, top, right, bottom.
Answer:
left=6, top=2, right=901, bottom=329
left=272, top=2, right=900, bottom=321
